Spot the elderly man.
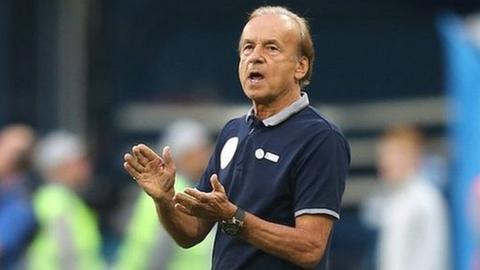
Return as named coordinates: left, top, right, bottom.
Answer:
left=124, top=6, right=350, bottom=270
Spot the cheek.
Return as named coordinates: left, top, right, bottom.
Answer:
left=238, top=59, right=246, bottom=76
left=273, top=62, right=295, bottom=78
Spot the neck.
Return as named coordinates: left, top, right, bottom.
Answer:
left=253, top=87, right=301, bottom=120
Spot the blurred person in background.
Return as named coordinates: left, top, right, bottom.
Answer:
left=115, top=119, right=214, bottom=270
left=0, top=124, right=37, bottom=269
left=27, top=131, right=104, bottom=270
left=124, top=5, right=350, bottom=270
left=362, top=125, right=450, bottom=270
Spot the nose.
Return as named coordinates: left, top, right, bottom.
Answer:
left=248, top=45, right=265, bottom=64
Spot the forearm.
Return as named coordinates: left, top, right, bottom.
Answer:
left=155, top=198, right=212, bottom=248
left=240, top=212, right=331, bottom=269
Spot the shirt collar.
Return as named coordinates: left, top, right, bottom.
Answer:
left=245, top=92, right=310, bottom=127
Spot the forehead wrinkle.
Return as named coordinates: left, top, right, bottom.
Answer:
left=239, top=14, right=301, bottom=50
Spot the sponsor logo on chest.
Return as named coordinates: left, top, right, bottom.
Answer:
left=254, top=148, right=279, bottom=163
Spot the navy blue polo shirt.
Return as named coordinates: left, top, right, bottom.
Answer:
left=197, top=93, right=350, bottom=270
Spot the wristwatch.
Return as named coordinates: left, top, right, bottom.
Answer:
left=220, top=207, right=245, bottom=236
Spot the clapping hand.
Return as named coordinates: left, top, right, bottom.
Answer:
left=123, top=144, right=176, bottom=202
left=173, top=174, right=237, bottom=221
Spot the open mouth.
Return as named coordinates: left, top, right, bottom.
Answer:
left=248, top=71, right=264, bottom=82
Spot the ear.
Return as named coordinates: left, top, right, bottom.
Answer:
left=294, top=56, right=309, bottom=82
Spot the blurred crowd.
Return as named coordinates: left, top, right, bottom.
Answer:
left=1, top=1, right=479, bottom=269
left=0, top=119, right=216, bottom=270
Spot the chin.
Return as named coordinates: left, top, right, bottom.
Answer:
left=251, top=95, right=276, bottom=105
left=243, top=88, right=270, bottom=103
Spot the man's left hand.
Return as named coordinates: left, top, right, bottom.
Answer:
left=173, top=174, right=237, bottom=221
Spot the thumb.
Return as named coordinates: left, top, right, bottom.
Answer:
left=210, top=174, right=225, bottom=193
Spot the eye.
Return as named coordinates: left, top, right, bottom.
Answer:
left=242, top=44, right=254, bottom=55
left=266, top=45, right=279, bottom=53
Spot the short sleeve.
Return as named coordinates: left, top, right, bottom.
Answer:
left=292, top=130, right=350, bottom=220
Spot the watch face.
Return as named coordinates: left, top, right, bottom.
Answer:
left=222, top=223, right=240, bottom=236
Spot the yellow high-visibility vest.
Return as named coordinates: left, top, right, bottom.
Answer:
left=115, top=175, right=214, bottom=270
left=27, top=183, right=104, bottom=270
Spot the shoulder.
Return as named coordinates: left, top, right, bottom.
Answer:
left=410, top=180, right=447, bottom=210
left=215, top=116, right=247, bottom=144
left=220, top=116, right=245, bottom=133
left=291, top=106, right=349, bottom=147
left=388, top=180, right=446, bottom=219
left=302, top=106, right=344, bottom=133
left=33, top=184, right=72, bottom=221
left=34, top=184, right=70, bottom=203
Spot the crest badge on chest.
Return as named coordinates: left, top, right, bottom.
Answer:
left=220, top=137, right=239, bottom=169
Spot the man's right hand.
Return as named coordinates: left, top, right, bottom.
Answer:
left=123, top=144, right=176, bottom=202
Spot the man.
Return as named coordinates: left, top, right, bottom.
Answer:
left=124, top=6, right=350, bottom=269
left=115, top=119, right=214, bottom=270
left=362, top=125, right=450, bottom=270
left=0, top=124, right=37, bottom=269
left=27, top=131, right=104, bottom=270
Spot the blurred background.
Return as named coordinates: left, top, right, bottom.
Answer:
left=0, top=0, right=479, bottom=269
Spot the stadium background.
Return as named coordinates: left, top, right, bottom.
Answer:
left=0, top=0, right=479, bottom=269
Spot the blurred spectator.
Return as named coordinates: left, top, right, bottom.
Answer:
left=0, top=124, right=37, bottom=269
left=361, top=125, right=450, bottom=270
left=27, top=131, right=104, bottom=270
left=114, top=119, right=215, bottom=270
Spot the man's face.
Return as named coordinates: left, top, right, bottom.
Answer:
left=56, top=155, right=92, bottom=190
left=238, top=14, right=305, bottom=104
left=0, top=128, right=34, bottom=177
left=377, top=138, right=419, bottom=183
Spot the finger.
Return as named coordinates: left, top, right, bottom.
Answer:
left=123, top=162, right=141, bottom=181
left=124, top=153, right=145, bottom=172
left=210, top=174, right=225, bottom=193
left=133, top=145, right=149, bottom=166
left=174, top=203, right=193, bottom=216
left=173, top=192, right=198, bottom=209
left=163, top=146, right=174, bottom=167
left=138, top=144, right=161, bottom=162
left=184, top=188, right=209, bottom=203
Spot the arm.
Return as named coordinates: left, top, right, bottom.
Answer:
left=174, top=174, right=334, bottom=269
left=154, top=197, right=214, bottom=247
left=123, top=144, right=213, bottom=247
left=241, top=213, right=333, bottom=269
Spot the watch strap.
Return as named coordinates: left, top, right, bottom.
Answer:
left=233, top=207, right=245, bottom=223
